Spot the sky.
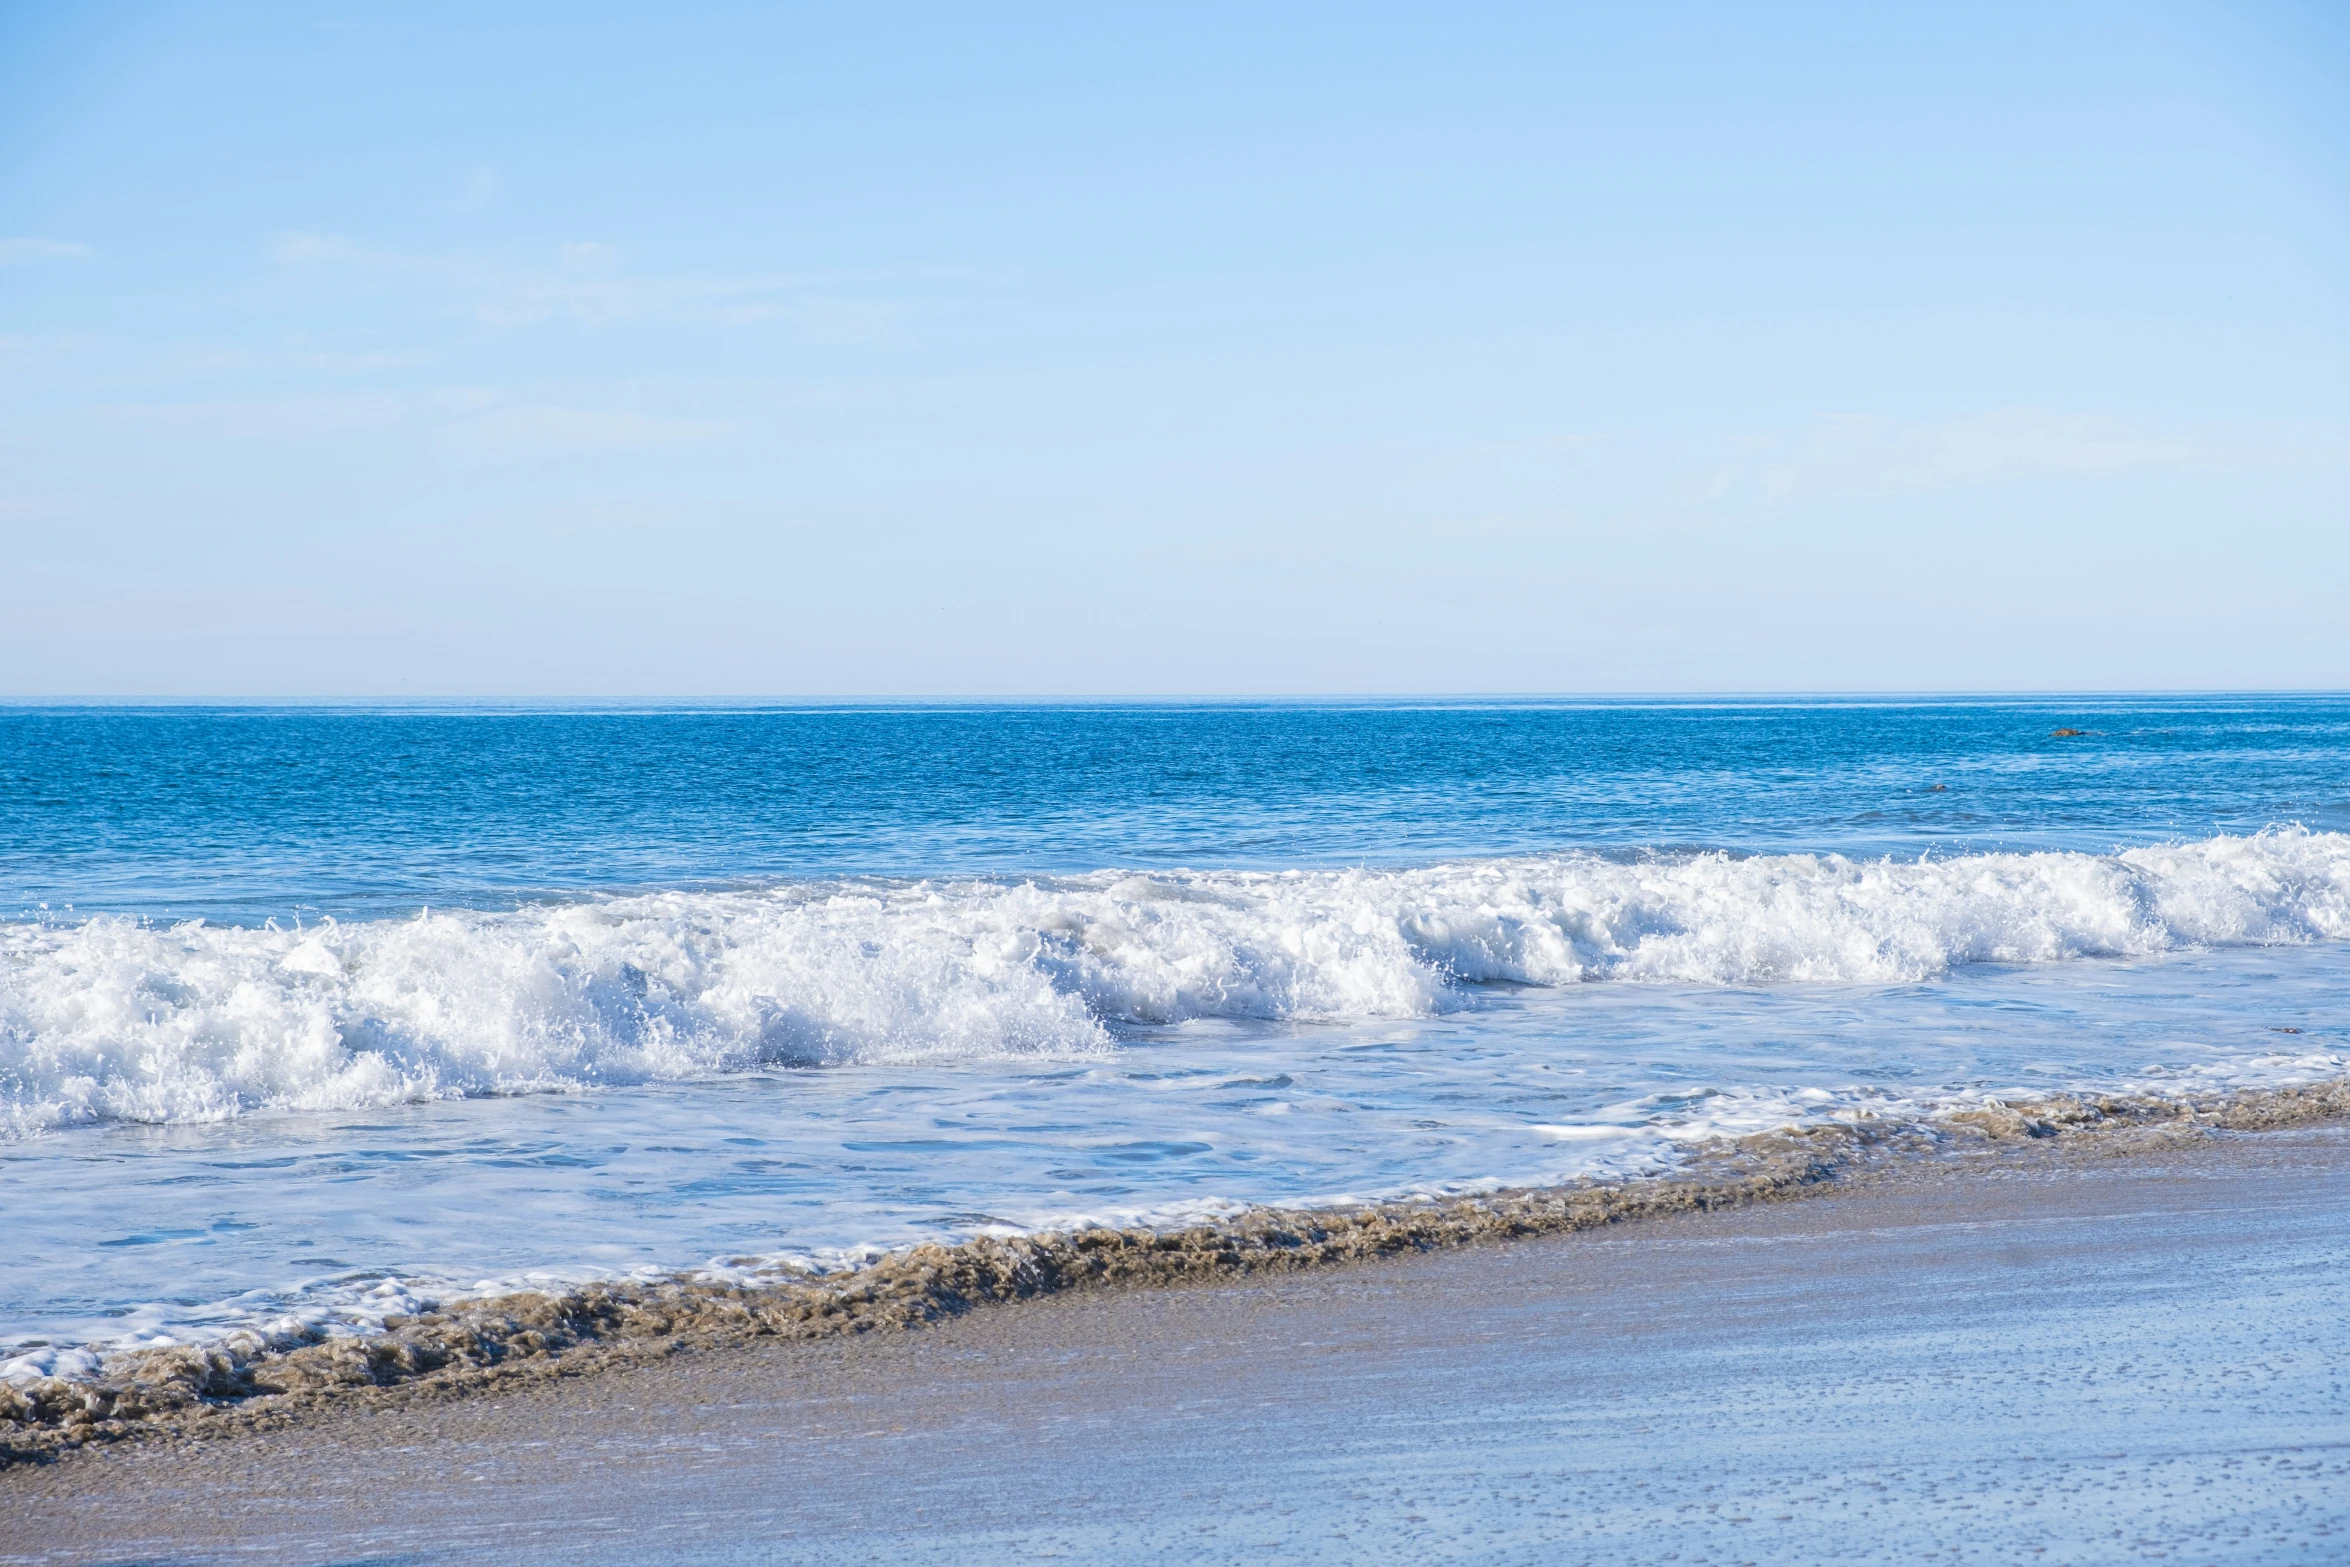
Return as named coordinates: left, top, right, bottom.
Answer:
left=1, top=1, right=2346, bottom=697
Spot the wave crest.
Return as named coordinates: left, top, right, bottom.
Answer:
left=5, top=829, right=2346, bottom=1133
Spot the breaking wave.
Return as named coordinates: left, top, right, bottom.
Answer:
left=5, top=829, right=2347, bottom=1133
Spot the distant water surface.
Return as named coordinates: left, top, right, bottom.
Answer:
left=7, top=696, right=2345, bottom=923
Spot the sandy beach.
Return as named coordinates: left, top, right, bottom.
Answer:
left=6, top=1121, right=2347, bottom=1565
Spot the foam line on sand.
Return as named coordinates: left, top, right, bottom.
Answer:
left=4, top=1078, right=2347, bottom=1466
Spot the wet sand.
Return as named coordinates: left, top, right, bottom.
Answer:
left=6, top=1125, right=2349, bottom=1565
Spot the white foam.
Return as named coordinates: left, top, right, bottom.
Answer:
left=4, top=828, right=2347, bottom=1135
left=0, top=1346, right=100, bottom=1386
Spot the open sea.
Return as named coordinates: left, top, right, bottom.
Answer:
left=4, top=696, right=2348, bottom=1379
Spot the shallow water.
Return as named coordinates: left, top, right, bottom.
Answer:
left=3, top=697, right=2348, bottom=1369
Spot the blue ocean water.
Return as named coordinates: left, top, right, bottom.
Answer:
left=3, top=697, right=2348, bottom=1371
left=11, top=696, right=2348, bottom=922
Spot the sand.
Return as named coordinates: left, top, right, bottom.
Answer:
left=5, top=1122, right=2348, bottom=1564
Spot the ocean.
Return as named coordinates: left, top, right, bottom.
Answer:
left=3, top=696, right=2347, bottom=1379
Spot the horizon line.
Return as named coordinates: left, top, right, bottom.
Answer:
left=3, top=688, right=2346, bottom=709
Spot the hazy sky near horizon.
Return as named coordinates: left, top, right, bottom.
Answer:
left=3, top=2, right=2347, bottom=696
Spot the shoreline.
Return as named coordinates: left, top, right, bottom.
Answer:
left=5, top=1076, right=2347, bottom=1468
left=9, top=1108, right=2349, bottom=1563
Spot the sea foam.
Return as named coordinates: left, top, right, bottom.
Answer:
left=4, top=829, right=2346, bottom=1134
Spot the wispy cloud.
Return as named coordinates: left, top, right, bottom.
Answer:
left=93, top=387, right=730, bottom=457
left=99, top=394, right=408, bottom=441
left=559, top=241, right=625, bottom=274
left=272, top=232, right=901, bottom=337
left=1746, top=412, right=2196, bottom=502
left=0, top=238, right=91, bottom=264
left=453, top=164, right=502, bottom=215
left=297, top=347, right=444, bottom=372
left=431, top=402, right=729, bottom=460
left=777, top=296, right=911, bottom=346
left=0, top=491, right=86, bottom=522
left=1431, top=410, right=2349, bottom=543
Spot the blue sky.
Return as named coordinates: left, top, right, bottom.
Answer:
left=2, top=1, right=2346, bottom=695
